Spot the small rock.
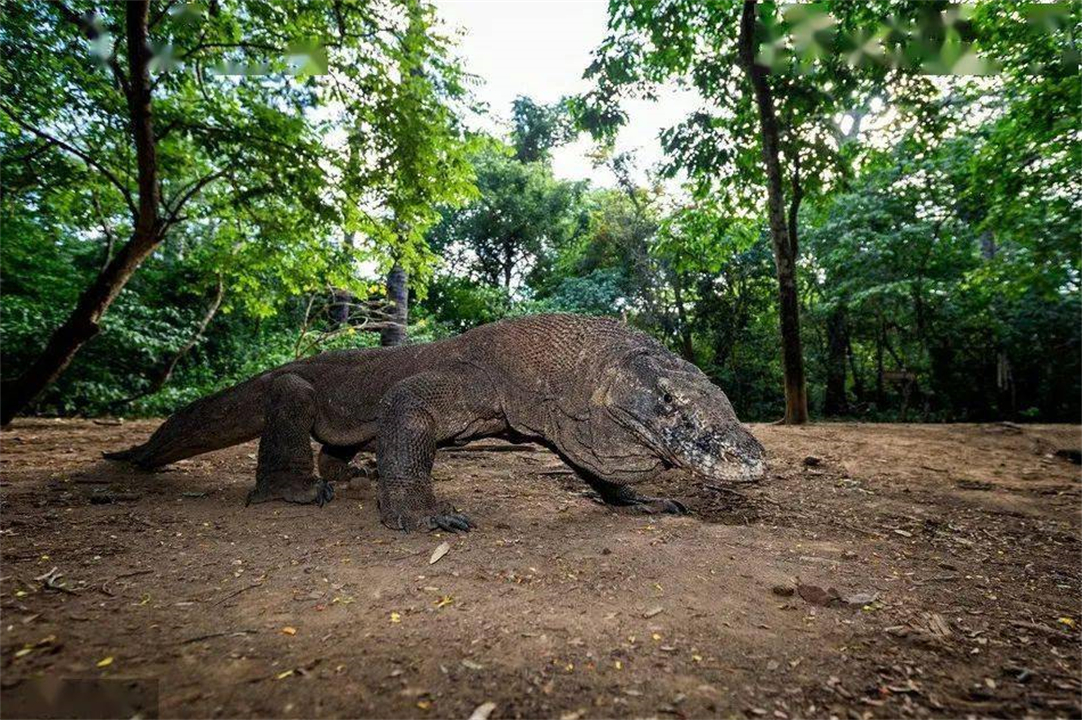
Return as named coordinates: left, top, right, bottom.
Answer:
left=1054, top=449, right=1081, bottom=464
left=802, top=456, right=822, bottom=467
left=796, top=583, right=843, bottom=607
left=643, top=606, right=664, bottom=619
left=771, top=585, right=795, bottom=597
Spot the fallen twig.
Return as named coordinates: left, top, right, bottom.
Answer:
left=181, top=629, right=258, bottom=645
left=100, top=569, right=154, bottom=596
left=36, top=567, right=78, bottom=595
left=213, top=582, right=263, bottom=605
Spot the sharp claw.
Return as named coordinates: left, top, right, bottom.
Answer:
left=447, top=517, right=470, bottom=532
left=672, top=500, right=688, bottom=514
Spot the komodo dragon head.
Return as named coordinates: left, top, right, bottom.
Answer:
left=600, top=349, right=767, bottom=483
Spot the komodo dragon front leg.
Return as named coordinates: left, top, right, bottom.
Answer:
left=377, top=368, right=503, bottom=532
left=246, top=373, right=334, bottom=507
left=585, top=476, right=688, bottom=515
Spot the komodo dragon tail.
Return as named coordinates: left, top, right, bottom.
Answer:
left=103, top=373, right=272, bottom=468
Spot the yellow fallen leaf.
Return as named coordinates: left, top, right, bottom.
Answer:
left=14, top=647, right=33, bottom=658
left=97, top=657, right=114, bottom=668
left=435, top=596, right=453, bottom=609
left=651, top=633, right=662, bottom=641
left=281, top=626, right=297, bottom=636
left=692, top=654, right=703, bottom=662
left=429, top=542, right=451, bottom=565
left=1059, top=617, right=1076, bottom=628
left=565, top=663, right=574, bottom=672
left=416, top=701, right=431, bottom=710
left=614, top=660, right=622, bottom=670
left=390, top=612, right=401, bottom=624
left=15, top=591, right=26, bottom=597
left=276, top=669, right=294, bottom=680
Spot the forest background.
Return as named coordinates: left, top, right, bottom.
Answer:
left=1, top=0, right=1078, bottom=425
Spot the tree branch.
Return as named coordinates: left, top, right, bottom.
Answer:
left=161, top=169, right=225, bottom=230
left=90, top=189, right=119, bottom=271
left=148, top=0, right=180, bottom=29
left=0, top=104, right=137, bottom=220
left=49, top=0, right=131, bottom=98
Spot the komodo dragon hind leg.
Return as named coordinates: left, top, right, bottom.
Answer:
left=586, top=477, right=688, bottom=516
left=246, top=373, right=333, bottom=507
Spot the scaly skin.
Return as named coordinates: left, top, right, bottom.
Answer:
left=105, top=314, right=766, bottom=532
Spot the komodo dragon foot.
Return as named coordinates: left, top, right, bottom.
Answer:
left=626, top=496, right=687, bottom=515
left=378, top=493, right=474, bottom=533
left=589, top=482, right=688, bottom=515
left=381, top=506, right=474, bottom=533
left=246, top=477, right=335, bottom=507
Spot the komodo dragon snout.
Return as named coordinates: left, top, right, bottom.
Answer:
left=604, top=351, right=766, bottom=484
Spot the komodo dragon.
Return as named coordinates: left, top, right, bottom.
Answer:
left=106, top=314, right=766, bottom=531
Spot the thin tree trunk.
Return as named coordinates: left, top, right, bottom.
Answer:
left=847, top=335, right=865, bottom=404
left=1, top=1, right=159, bottom=425
left=113, top=278, right=224, bottom=407
left=502, top=240, right=514, bottom=290
left=380, top=264, right=409, bottom=347
left=980, top=231, right=1014, bottom=418
left=328, top=289, right=353, bottom=328
left=787, top=154, right=802, bottom=258
left=671, top=270, right=695, bottom=362
left=875, top=317, right=885, bottom=407
left=823, top=304, right=849, bottom=415
left=738, top=0, right=808, bottom=425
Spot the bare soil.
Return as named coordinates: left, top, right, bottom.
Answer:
left=1, top=420, right=1079, bottom=719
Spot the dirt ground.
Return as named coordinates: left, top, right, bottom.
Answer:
left=1, top=420, right=1079, bottom=719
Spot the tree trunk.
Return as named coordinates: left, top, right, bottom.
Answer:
left=502, top=240, right=514, bottom=290
left=113, top=278, right=224, bottom=408
left=737, top=0, right=808, bottom=425
left=980, top=231, right=1014, bottom=418
left=380, top=264, right=409, bottom=347
left=671, top=271, right=695, bottom=362
left=328, top=288, right=353, bottom=328
left=1, top=0, right=159, bottom=426
left=847, top=336, right=865, bottom=404
left=823, top=304, right=849, bottom=415
left=875, top=317, right=885, bottom=407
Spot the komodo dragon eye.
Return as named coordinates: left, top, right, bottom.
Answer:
left=662, top=392, right=674, bottom=405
